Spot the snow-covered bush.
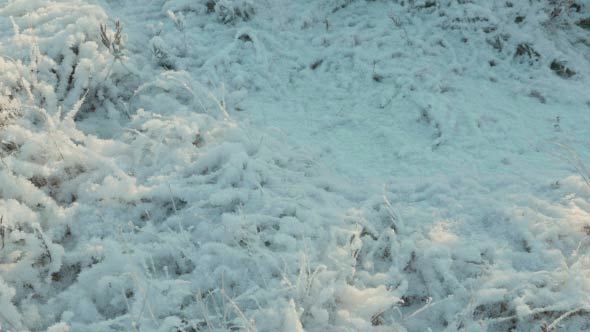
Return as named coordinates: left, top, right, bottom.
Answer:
left=0, top=0, right=137, bottom=123
left=0, top=1, right=136, bottom=329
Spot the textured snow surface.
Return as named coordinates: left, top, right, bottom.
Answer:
left=1, top=0, right=590, bottom=331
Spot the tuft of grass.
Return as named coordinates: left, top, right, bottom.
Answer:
left=550, top=60, right=576, bottom=78
left=514, top=43, right=540, bottom=63
left=100, top=20, right=125, bottom=60
left=97, top=19, right=132, bottom=101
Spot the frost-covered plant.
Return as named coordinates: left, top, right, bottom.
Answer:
left=388, top=11, right=412, bottom=46
left=167, top=10, right=188, bottom=55
left=150, top=37, right=176, bottom=70
left=0, top=3, right=139, bottom=328
left=0, top=1, right=137, bottom=122
left=96, top=19, right=137, bottom=118
left=0, top=59, right=24, bottom=127
left=213, top=0, right=255, bottom=24
left=100, top=20, right=125, bottom=61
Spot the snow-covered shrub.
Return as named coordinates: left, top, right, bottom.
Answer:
left=0, top=1, right=137, bottom=329
left=0, top=0, right=136, bottom=122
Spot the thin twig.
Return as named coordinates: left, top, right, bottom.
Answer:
left=0, top=215, right=4, bottom=249
left=546, top=307, right=589, bottom=331
left=220, top=289, right=256, bottom=332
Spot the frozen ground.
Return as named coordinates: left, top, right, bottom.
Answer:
left=1, top=0, right=590, bottom=331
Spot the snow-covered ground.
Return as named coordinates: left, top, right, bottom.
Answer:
left=1, top=0, right=590, bottom=331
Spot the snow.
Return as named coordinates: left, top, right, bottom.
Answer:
left=0, top=0, right=590, bottom=331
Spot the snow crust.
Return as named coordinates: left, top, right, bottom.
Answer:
left=0, top=0, right=589, bottom=331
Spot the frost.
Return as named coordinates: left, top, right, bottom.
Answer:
left=1, top=0, right=589, bottom=331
